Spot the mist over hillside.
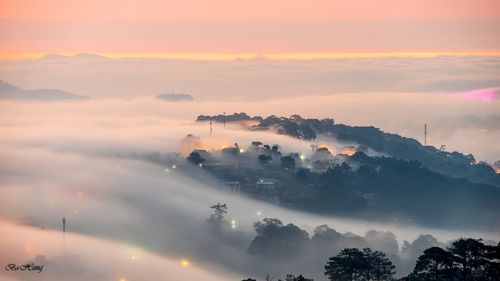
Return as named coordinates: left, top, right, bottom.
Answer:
left=111, top=114, right=492, bottom=233
left=198, top=113, right=500, bottom=187
left=0, top=93, right=499, bottom=280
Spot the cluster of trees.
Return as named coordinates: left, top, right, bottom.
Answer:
left=240, top=239, right=500, bottom=281
left=408, top=238, right=500, bottom=281
left=241, top=246, right=395, bottom=281
left=182, top=133, right=500, bottom=232
left=241, top=239, right=500, bottom=281
left=324, top=248, right=395, bottom=281
left=243, top=274, right=313, bottom=281
left=196, top=113, right=500, bottom=187
left=247, top=218, right=310, bottom=258
left=205, top=204, right=499, bottom=281
left=187, top=150, right=206, bottom=165
left=313, top=152, right=500, bottom=230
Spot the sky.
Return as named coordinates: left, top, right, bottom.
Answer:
left=1, top=0, right=500, bottom=58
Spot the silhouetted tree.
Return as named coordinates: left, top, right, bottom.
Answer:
left=251, top=141, right=263, bottom=148
left=448, top=238, right=487, bottom=281
left=280, top=156, right=296, bottom=170
left=316, top=147, right=331, bottom=154
left=242, top=279, right=257, bottom=281
left=206, top=203, right=228, bottom=231
left=326, top=162, right=352, bottom=182
left=258, top=154, right=273, bottom=164
left=282, top=274, right=314, bottom=281
left=363, top=248, right=396, bottom=280
left=325, top=247, right=395, bottom=281
left=413, top=247, right=455, bottom=280
left=484, top=242, right=500, bottom=280
left=296, top=168, right=310, bottom=181
left=325, top=248, right=366, bottom=281
left=248, top=218, right=310, bottom=258
left=187, top=151, right=206, bottom=165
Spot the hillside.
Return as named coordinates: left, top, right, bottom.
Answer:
left=197, top=113, right=500, bottom=187
left=0, top=80, right=89, bottom=101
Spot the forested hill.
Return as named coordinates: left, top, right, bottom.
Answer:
left=197, top=113, right=499, bottom=187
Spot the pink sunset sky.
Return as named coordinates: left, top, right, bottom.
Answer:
left=1, top=0, right=500, bottom=57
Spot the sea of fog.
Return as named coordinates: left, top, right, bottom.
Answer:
left=0, top=95, right=499, bottom=280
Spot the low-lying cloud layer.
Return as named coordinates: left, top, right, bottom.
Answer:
left=0, top=221, right=238, bottom=281
left=0, top=97, right=498, bottom=280
left=1, top=55, right=499, bottom=101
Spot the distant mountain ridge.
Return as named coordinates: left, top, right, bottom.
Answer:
left=38, top=53, right=108, bottom=62
left=0, top=80, right=89, bottom=101
left=156, top=93, right=194, bottom=102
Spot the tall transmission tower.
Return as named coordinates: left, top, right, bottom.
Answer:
left=424, top=124, right=427, bottom=146
left=62, top=217, right=66, bottom=254
left=210, top=118, right=213, bottom=137
left=223, top=111, right=226, bottom=129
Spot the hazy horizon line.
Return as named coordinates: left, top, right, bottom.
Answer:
left=2, top=51, right=500, bottom=61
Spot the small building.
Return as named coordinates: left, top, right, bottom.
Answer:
left=224, top=181, right=241, bottom=192
left=256, top=181, right=275, bottom=191
left=256, top=178, right=280, bottom=194
left=255, top=179, right=281, bottom=204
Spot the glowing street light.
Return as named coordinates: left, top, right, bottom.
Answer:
left=180, top=259, right=190, bottom=267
